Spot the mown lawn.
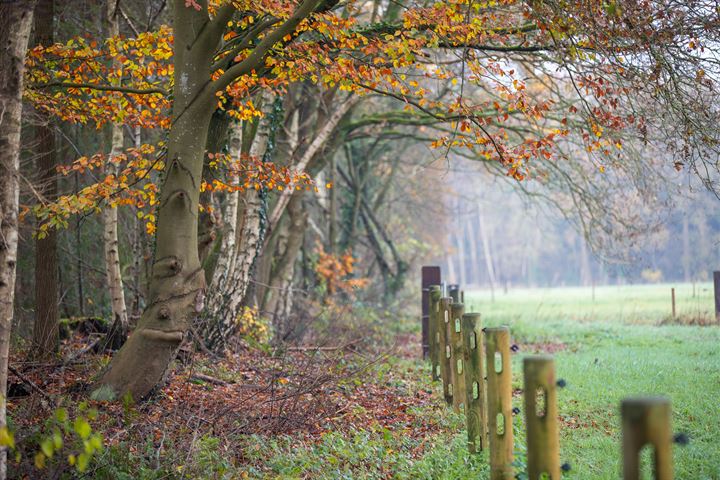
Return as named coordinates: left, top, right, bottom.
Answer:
left=466, top=283, right=720, bottom=479
left=238, top=283, right=720, bottom=479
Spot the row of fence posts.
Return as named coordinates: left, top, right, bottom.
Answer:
left=425, top=283, right=683, bottom=479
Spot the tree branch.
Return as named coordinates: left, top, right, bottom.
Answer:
left=210, top=0, right=322, bottom=94
left=30, top=81, right=167, bottom=95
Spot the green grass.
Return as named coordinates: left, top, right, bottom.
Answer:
left=465, top=283, right=720, bottom=479
left=233, top=283, right=720, bottom=479
left=465, top=282, right=715, bottom=328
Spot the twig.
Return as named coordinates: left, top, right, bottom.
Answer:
left=8, top=365, right=56, bottom=406
left=62, top=337, right=102, bottom=365
left=189, top=373, right=233, bottom=386
left=286, top=338, right=363, bottom=352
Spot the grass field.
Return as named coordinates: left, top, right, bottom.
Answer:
left=238, top=283, right=720, bottom=478
left=465, top=282, right=720, bottom=479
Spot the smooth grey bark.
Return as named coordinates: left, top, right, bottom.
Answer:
left=93, top=0, right=322, bottom=400
left=0, top=2, right=36, bottom=477
left=92, top=1, right=225, bottom=400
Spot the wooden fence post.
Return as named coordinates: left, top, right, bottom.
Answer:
left=439, top=297, right=454, bottom=406
left=421, top=266, right=441, bottom=359
left=524, top=355, right=561, bottom=479
left=714, top=271, right=720, bottom=323
left=429, top=285, right=442, bottom=381
left=486, top=327, right=514, bottom=479
left=671, top=288, right=676, bottom=318
left=450, top=302, right=466, bottom=413
left=621, top=397, right=673, bottom=480
left=449, top=284, right=460, bottom=303
left=462, top=313, right=487, bottom=453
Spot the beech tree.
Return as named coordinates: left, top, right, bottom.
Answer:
left=91, top=0, right=333, bottom=400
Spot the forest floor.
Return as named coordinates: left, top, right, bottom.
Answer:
left=7, top=283, right=720, bottom=479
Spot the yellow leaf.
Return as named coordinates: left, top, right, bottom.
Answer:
left=0, top=427, right=15, bottom=449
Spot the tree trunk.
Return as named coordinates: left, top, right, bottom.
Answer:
left=682, top=213, right=690, bottom=283
left=97, top=0, right=129, bottom=351
left=478, top=203, right=496, bottom=301
left=93, top=0, right=323, bottom=399
left=0, top=2, right=36, bottom=477
left=200, top=96, right=271, bottom=351
left=263, top=192, right=307, bottom=340
left=100, top=124, right=129, bottom=350
left=579, top=233, right=593, bottom=287
left=32, top=0, right=59, bottom=359
left=92, top=1, right=221, bottom=401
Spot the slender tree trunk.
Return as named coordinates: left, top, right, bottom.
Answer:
left=456, top=218, right=467, bottom=286
left=198, top=112, right=231, bottom=269
left=328, top=156, right=337, bottom=253
left=0, top=2, right=36, bottom=477
left=466, top=213, right=480, bottom=286
left=478, top=203, right=496, bottom=301
left=579, top=233, right=592, bottom=287
left=130, top=126, right=144, bottom=319
left=682, top=213, right=690, bottom=283
left=97, top=0, right=129, bottom=351
left=75, top=170, right=84, bottom=315
left=263, top=193, right=307, bottom=340
left=32, top=0, right=59, bottom=359
left=100, top=123, right=129, bottom=350
left=200, top=97, right=271, bottom=350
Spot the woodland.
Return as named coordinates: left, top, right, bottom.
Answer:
left=0, top=0, right=719, bottom=478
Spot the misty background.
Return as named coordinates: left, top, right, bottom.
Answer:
left=426, top=157, right=720, bottom=290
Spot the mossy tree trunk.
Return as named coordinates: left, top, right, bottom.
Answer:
left=92, top=0, right=322, bottom=401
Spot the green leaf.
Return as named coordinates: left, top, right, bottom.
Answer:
left=52, top=430, right=63, bottom=450
left=90, top=433, right=103, bottom=452
left=73, top=418, right=91, bottom=440
left=40, top=438, right=54, bottom=458
left=55, top=408, right=68, bottom=423
left=77, top=452, right=90, bottom=472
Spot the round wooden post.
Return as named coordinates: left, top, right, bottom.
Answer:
left=439, top=297, right=454, bottom=406
left=421, top=266, right=441, bottom=359
left=462, top=313, right=487, bottom=453
left=523, top=355, right=561, bottom=479
left=450, top=302, right=466, bottom=413
left=429, top=286, right=442, bottom=381
left=486, top=327, right=514, bottom=479
left=714, top=271, right=720, bottom=323
left=671, top=288, right=676, bottom=318
left=449, top=284, right=461, bottom=302
left=622, top=397, right=673, bottom=480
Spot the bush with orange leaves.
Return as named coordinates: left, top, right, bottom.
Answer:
left=314, top=244, right=368, bottom=299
